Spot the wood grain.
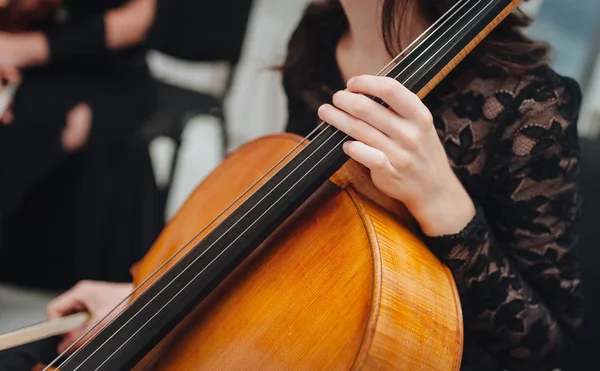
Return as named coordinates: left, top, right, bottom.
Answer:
left=126, top=135, right=462, bottom=370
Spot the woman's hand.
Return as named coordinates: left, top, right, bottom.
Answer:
left=318, top=75, right=475, bottom=237
left=46, top=281, right=134, bottom=354
left=0, top=66, right=20, bottom=124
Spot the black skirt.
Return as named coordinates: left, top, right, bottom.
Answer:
left=0, top=65, right=164, bottom=290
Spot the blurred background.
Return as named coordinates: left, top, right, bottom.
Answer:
left=0, top=0, right=599, bottom=367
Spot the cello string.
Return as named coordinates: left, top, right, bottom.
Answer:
left=91, top=133, right=353, bottom=371
left=44, top=127, right=327, bottom=370
left=47, top=0, right=473, bottom=369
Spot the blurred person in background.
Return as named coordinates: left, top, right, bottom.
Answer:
left=0, top=0, right=162, bottom=292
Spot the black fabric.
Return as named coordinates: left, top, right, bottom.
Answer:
left=571, top=137, right=600, bottom=371
left=0, top=77, right=68, bottom=213
left=282, top=13, right=584, bottom=367
left=44, top=14, right=106, bottom=65
left=0, top=73, right=162, bottom=289
left=33, top=0, right=148, bottom=77
left=147, top=0, right=254, bottom=63
left=0, top=337, right=59, bottom=371
left=0, top=0, right=163, bottom=290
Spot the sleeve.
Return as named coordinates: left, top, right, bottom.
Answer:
left=43, top=14, right=107, bottom=64
left=426, top=79, right=584, bottom=370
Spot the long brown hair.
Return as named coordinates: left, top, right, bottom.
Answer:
left=282, top=0, right=549, bottom=109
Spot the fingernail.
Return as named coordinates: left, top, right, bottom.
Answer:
left=318, top=105, right=329, bottom=117
left=347, top=77, right=355, bottom=87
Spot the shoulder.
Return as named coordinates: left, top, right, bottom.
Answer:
left=451, top=65, right=581, bottom=124
left=442, top=65, right=582, bottom=161
left=472, top=67, right=582, bottom=188
left=510, top=68, right=581, bottom=162
left=487, top=67, right=581, bottom=162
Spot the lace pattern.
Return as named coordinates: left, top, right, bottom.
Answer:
left=284, top=60, right=584, bottom=370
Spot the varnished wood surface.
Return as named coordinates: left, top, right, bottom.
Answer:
left=125, top=134, right=462, bottom=370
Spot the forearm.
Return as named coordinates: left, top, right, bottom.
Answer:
left=409, top=172, right=476, bottom=237
left=105, top=0, right=156, bottom=50
left=7, top=0, right=155, bottom=68
left=426, top=206, right=581, bottom=370
left=2, top=32, right=49, bottom=68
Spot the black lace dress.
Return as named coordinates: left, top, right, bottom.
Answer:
left=284, top=52, right=584, bottom=370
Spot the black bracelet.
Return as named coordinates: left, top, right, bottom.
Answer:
left=424, top=202, right=488, bottom=262
left=43, top=14, right=106, bottom=63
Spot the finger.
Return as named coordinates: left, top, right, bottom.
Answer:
left=2, top=109, right=13, bottom=125
left=59, top=315, right=104, bottom=354
left=46, top=290, right=87, bottom=319
left=331, top=90, right=416, bottom=142
left=57, top=327, right=86, bottom=353
left=347, top=76, right=432, bottom=124
left=342, top=140, right=396, bottom=174
left=58, top=327, right=87, bottom=354
left=0, top=67, right=20, bottom=84
left=318, top=103, right=394, bottom=153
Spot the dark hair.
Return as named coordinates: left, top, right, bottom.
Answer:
left=282, top=0, right=549, bottom=109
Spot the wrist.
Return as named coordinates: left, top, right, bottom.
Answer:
left=409, top=179, right=476, bottom=237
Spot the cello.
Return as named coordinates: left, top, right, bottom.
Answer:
left=34, top=0, right=523, bottom=369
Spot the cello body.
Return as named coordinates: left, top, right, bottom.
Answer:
left=126, top=133, right=463, bottom=370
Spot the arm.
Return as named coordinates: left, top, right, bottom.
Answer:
left=105, top=0, right=156, bottom=50
left=428, top=183, right=581, bottom=369
left=426, top=84, right=583, bottom=369
left=0, top=0, right=156, bottom=68
left=318, top=74, right=583, bottom=370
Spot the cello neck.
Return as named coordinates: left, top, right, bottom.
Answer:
left=56, top=1, right=522, bottom=370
